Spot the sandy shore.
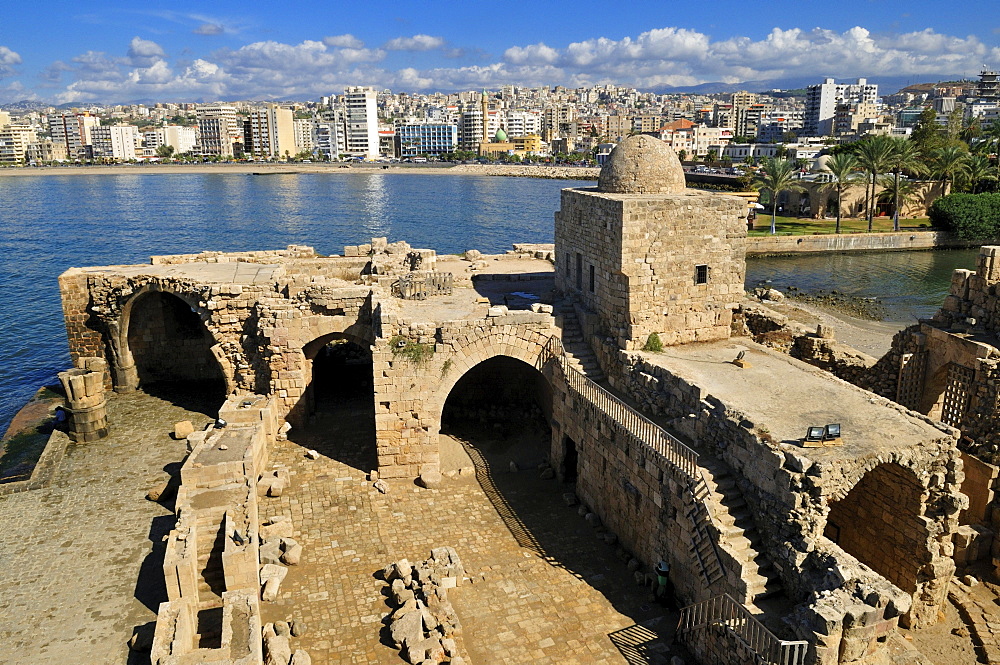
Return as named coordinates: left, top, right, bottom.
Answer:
left=0, top=162, right=600, bottom=179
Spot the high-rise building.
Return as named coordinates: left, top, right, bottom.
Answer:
left=48, top=112, right=100, bottom=159
left=293, top=118, right=315, bottom=153
left=976, top=69, right=999, bottom=103
left=197, top=105, right=240, bottom=157
left=0, top=125, right=36, bottom=164
left=245, top=104, right=295, bottom=159
left=803, top=78, right=878, bottom=136
left=395, top=122, right=458, bottom=158
left=344, top=86, right=379, bottom=159
left=90, top=125, right=140, bottom=161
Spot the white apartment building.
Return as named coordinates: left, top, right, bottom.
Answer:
left=505, top=111, right=541, bottom=137
left=196, top=105, right=241, bottom=157
left=344, top=86, right=379, bottom=159
left=293, top=118, right=315, bottom=152
left=803, top=78, right=879, bottom=137
left=143, top=126, right=197, bottom=155
left=0, top=125, right=37, bottom=163
left=90, top=125, right=140, bottom=161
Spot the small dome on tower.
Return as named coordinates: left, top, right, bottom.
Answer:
left=597, top=134, right=686, bottom=194
left=494, top=128, right=508, bottom=142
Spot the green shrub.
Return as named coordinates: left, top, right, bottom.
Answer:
left=643, top=332, right=663, bottom=352
left=389, top=335, right=435, bottom=364
left=929, top=192, right=1000, bottom=241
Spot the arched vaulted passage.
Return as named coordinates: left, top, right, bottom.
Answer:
left=288, top=331, right=376, bottom=470
left=125, top=290, right=227, bottom=413
left=824, top=462, right=930, bottom=595
left=440, top=355, right=552, bottom=471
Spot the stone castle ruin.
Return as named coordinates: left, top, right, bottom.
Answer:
left=56, top=134, right=982, bottom=665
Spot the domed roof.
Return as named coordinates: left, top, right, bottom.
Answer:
left=494, top=128, right=508, bottom=142
left=597, top=134, right=686, bottom=194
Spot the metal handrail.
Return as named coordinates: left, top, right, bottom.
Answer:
left=678, top=594, right=808, bottom=665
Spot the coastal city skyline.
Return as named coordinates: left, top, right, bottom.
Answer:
left=3, top=0, right=1000, bottom=104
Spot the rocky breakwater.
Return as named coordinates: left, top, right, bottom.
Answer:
left=382, top=547, right=470, bottom=664
left=448, top=164, right=599, bottom=180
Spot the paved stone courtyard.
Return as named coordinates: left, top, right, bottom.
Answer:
left=267, top=394, right=679, bottom=664
left=0, top=387, right=678, bottom=665
left=0, top=389, right=215, bottom=665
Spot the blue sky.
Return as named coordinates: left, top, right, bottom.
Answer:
left=2, top=0, right=999, bottom=103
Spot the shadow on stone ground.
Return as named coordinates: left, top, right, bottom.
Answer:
left=287, top=392, right=378, bottom=472
left=443, top=417, right=682, bottom=664
left=138, top=380, right=226, bottom=418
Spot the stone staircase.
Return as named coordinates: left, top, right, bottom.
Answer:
left=195, top=508, right=227, bottom=607
left=554, top=303, right=606, bottom=382
left=194, top=508, right=227, bottom=647
left=698, top=460, right=784, bottom=608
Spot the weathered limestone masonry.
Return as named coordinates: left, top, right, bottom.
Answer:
left=866, top=247, right=1000, bottom=464
left=152, top=394, right=279, bottom=665
left=57, top=356, right=109, bottom=442
left=373, top=305, right=554, bottom=478
left=555, top=134, right=746, bottom=349
left=56, top=135, right=979, bottom=665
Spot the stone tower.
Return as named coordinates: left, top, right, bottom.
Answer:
left=554, top=134, right=747, bottom=349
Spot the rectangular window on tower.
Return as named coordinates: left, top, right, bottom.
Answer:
left=576, top=253, right=583, bottom=290
left=695, top=264, right=709, bottom=284
left=589, top=265, right=595, bottom=292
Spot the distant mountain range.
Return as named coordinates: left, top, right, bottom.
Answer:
left=0, top=75, right=975, bottom=109
left=651, top=75, right=972, bottom=96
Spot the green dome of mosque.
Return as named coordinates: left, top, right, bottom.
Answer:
left=494, top=128, right=508, bottom=142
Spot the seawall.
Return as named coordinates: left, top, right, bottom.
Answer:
left=746, top=231, right=984, bottom=256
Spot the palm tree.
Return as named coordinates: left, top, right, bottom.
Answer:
left=821, top=153, right=860, bottom=234
left=965, top=153, right=998, bottom=193
left=885, top=138, right=925, bottom=231
left=876, top=174, right=919, bottom=222
left=931, top=145, right=971, bottom=195
left=754, top=157, right=805, bottom=235
left=855, top=135, right=895, bottom=232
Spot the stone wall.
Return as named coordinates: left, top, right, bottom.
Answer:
left=745, top=231, right=976, bottom=256
left=607, top=348, right=963, bottom=647
left=150, top=244, right=316, bottom=265
left=372, top=309, right=554, bottom=478
left=554, top=187, right=746, bottom=349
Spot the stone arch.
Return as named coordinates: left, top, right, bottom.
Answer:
left=295, top=329, right=373, bottom=421
left=429, top=329, right=550, bottom=426
left=824, top=461, right=930, bottom=595
left=112, top=284, right=236, bottom=396
left=120, top=284, right=236, bottom=395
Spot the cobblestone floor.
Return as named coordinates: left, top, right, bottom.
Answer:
left=0, top=386, right=678, bottom=665
left=0, top=388, right=216, bottom=665
left=266, top=396, right=679, bottom=664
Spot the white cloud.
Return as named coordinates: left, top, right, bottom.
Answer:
left=127, top=37, right=166, bottom=66
left=0, top=46, right=23, bottom=78
left=193, top=23, right=224, bottom=36
left=32, top=25, right=1000, bottom=103
left=324, top=34, right=364, bottom=49
left=383, top=34, right=445, bottom=51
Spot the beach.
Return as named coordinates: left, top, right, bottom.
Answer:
left=0, top=162, right=601, bottom=179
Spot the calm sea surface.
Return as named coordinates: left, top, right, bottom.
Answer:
left=0, top=172, right=980, bottom=431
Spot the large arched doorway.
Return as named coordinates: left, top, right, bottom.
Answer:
left=440, top=356, right=552, bottom=473
left=824, top=463, right=929, bottom=596
left=126, top=291, right=226, bottom=413
left=289, top=334, right=375, bottom=470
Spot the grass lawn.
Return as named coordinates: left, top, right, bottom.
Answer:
left=747, top=216, right=932, bottom=236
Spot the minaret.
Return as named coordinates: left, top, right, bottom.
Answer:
left=480, top=90, right=489, bottom=144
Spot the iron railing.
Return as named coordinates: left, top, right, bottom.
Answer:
left=538, top=336, right=724, bottom=585
left=678, top=594, right=808, bottom=665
